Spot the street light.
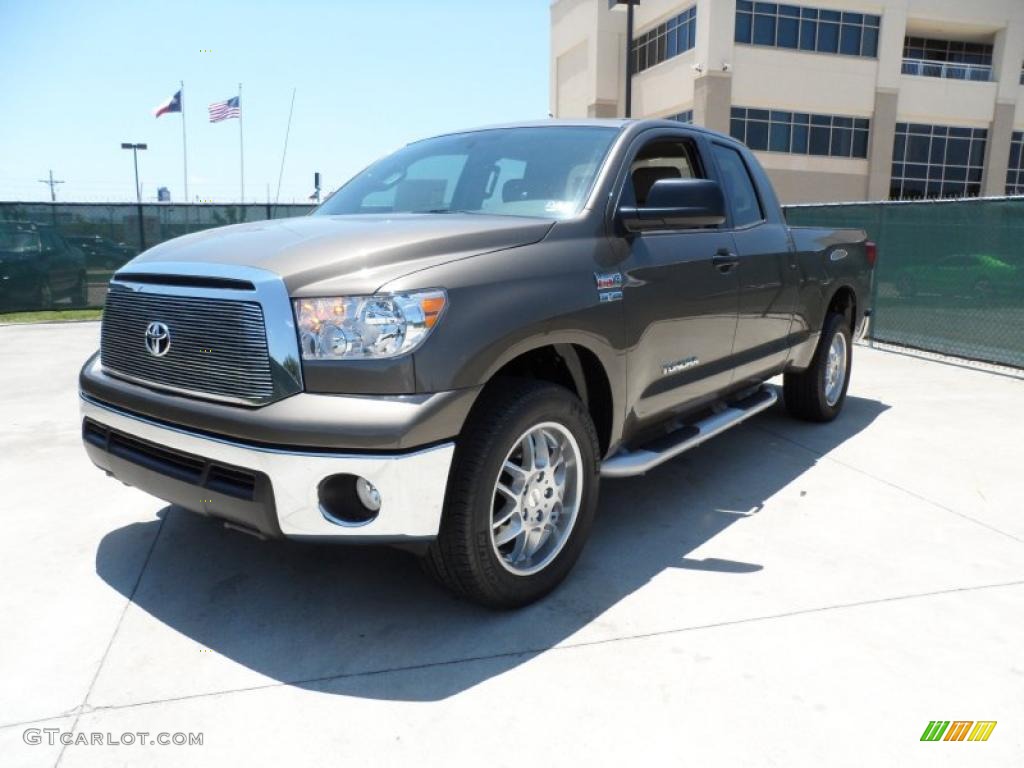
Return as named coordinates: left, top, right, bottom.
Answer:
left=609, top=0, right=640, bottom=118
left=121, top=142, right=147, bottom=250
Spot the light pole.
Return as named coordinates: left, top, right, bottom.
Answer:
left=121, top=142, right=147, bottom=250
left=609, top=0, right=640, bottom=118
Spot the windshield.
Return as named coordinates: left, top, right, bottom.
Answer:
left=315, top=126, right=619, bottom=220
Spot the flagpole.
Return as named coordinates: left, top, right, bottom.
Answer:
left=180, top=81, right=189, bottom=203
left=238, top=82, right=244, bottom=204
left=274, top=87, right=296, bottom=215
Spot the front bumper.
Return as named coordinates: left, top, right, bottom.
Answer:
left=80, top=394, right=454, bottom=541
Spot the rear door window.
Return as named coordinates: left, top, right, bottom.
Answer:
left=711, top=144, right=764, bottom=228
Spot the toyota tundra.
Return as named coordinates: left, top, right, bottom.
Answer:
left=80, top=120, right=874, bottom=607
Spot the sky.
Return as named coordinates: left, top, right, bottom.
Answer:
left=0, top=0, right=551, bottom=204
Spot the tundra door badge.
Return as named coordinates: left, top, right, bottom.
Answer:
left=595, top=272, right=623, bottom=302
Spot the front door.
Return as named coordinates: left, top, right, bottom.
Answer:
left=615, top=134, right=740, bottom=431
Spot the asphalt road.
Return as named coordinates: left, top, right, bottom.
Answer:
left=1, top=322, right=1022, bottom=766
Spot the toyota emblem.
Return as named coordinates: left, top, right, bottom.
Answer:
left=144, top=321, right=171, bottom=357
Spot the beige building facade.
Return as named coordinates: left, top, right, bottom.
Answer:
left=550, top=0, right=1024, bottom=203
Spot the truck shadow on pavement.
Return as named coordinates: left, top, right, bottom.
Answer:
left=95, top=394, right=888, bottom=702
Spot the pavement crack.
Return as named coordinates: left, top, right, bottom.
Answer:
left=53, top=512, right=167, bottom=767
left=755, top=423, right=1024, bottom=546
left=17, top=577, right=1024, bottom=723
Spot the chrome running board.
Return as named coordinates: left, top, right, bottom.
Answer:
left=600, top=386, right=778, bottom=478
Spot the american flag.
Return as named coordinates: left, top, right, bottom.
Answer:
left=208, top=96, right=240, bottom=122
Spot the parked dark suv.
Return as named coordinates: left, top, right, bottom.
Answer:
left=0, top=222, right=88, bottom=310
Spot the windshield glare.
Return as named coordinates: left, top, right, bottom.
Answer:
left=315, top=127, right=618, bottom=220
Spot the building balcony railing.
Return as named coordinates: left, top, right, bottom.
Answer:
left=901, top=58, right=993, bottom=82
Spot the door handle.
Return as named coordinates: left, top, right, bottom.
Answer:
left=713, top=250, right=739, bottom=274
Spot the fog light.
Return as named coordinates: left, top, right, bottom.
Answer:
left=318, top=474, right=380, bottom=526
left=356, top=477, right=382, bottom=512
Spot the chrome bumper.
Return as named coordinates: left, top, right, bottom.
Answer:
left=80, top=395, right=454, bottom=540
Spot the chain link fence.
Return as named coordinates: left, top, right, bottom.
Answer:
left=0, top=202, right=313, bottom=313
left=785, top=198, right=1024, bottom=369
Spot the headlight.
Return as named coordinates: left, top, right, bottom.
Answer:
left=293, top=290, right=446, bottom=360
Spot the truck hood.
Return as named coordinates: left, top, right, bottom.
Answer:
left=127, top=213, right=554, bottom=295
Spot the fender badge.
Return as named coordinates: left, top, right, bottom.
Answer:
left=594, top=272, right=623, bottom=290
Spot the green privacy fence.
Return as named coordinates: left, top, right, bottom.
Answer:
left=0, top=202, right=314, bottom=313
left=785, top=197, right=1024, bottom=369
left=4, top=198, right=1023, bottom=368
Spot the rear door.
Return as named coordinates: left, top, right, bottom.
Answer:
left=611, top=130, right=740, bottom=429
left=709, top=141, right=798, bottom=384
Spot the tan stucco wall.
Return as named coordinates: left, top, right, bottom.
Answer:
left=984, top=101, right=1017, bottom=196
left=868, top=89, right=899, bottom=200
left=694, top=71, right=732, bottom=134
left=766, top=168, right=871, bottom=205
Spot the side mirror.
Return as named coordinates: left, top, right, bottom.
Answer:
left=619, top=178, right=727, bottom=232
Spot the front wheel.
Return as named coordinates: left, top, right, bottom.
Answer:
left=783, top=311, right=852, bottom=422
left=422, top=379, right=600, bottom=608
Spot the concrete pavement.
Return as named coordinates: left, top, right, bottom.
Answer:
left=1, top=322, right=1022, bottom=766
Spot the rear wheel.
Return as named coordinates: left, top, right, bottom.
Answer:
left=783, top=311, right=851, bottom=422
left=422, top=379, right=600, bottom=608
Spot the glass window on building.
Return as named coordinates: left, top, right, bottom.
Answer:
left=1007, top=132, right=1024, bottom=196
left=890, top=123, right=987, bottom=200
left=735, top=2, right=879, bottom=58
left=730, top=107, right=869, bottom=159
left=901, top=37, right=994, bottom=81
left=664, top=110, right=694, bottom=124
left=632, top=6, right=697, bottom=75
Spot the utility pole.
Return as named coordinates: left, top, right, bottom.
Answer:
left=121, top=142, right=148, bottom=250
left=38, top=170, right=64, bottom=202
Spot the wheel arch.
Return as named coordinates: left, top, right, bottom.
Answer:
left=788, top=281, right=859, bottom=371
left=826, top=283, right=857, bottom=329
left=479, top=340, right=618, bottom=458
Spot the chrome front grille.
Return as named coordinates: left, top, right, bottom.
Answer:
left=101, top=289, right=275, bottom=404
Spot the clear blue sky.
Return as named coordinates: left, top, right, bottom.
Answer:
left=0, top=0, right=551, bottom=204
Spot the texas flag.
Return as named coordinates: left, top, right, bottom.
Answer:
left=153, top=90, right=182, bottom=118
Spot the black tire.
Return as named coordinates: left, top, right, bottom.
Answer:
left=422, top=379, right=600, bottom=608
left=783, top=311, right=852, bottom=422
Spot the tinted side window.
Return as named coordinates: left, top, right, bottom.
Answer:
left=712, top=144, right=764, bottom=228
left=622, top=138, right=701, bottom=207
